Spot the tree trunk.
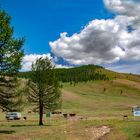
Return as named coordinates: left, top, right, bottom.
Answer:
left=39, top=102, right=43, bottom=126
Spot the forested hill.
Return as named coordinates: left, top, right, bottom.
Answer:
left=54, top=65, right=109, bottom=83
left=18, top=65, right=109, bottom=83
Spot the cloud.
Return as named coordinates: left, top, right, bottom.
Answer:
left=22, top=54, right=52, bottom=71
left=107, top=62, right=140, bottom=74
left=104, top=0, right=140, bottom=17
left=55, top=64, right=73, bottom=69
left=21, top=0, right=140, bottom=73
left=104, top=0, right=140, bottom=29
left=49, top=0, right=140, bottom=73
left=50, top=16, right=139, bottom=65
left=21, top=54, right=71, bottom=71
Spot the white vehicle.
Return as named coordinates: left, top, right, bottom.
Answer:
left=6, top=112, right=22, bottom=120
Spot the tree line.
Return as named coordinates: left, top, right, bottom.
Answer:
left=19, top=65, right=109, bottom=84
left=55, top=65, right=109, bottom=84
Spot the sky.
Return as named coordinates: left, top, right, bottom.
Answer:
left=0, top=0, right=140, bottom=73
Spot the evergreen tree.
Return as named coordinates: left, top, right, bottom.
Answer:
left=18, top=65, right=109, bottom=83
left=0, top=77, right=25, bottom=111
left=28, top=57, right=61, bottom=126
left=0, top=10, right=24, bottom=111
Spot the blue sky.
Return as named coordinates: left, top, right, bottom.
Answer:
left=0, top=0, right=113, bottom=54
left=0, top=0, right=140, bottom=73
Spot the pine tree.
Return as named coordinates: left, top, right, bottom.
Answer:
left=0, top=10, right=24, bottom=111
left=0, top=77, right=25, bottom=111
left=28, top=57, right=61, bottom=126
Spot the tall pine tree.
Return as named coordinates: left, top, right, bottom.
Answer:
left=28, top=57, right=61, bottom=125
left=0, top=10, right=24, bottom=111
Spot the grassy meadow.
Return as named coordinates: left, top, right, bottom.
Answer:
left=1, top=71, right=140, bottom=140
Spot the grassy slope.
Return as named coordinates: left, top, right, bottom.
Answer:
left=1, top=69, right=140, bottom=140
left=62, top=69, right=140, bottom=118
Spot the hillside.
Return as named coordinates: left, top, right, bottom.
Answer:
left=19, top=65, right=140, bottom=82
left=45, top=65, right=140, bottom=118
left=1, top=66, right=140, bottom=140
left=18, top=65, right=108, bottom=83
left=18, top=65, right=140, bottom=118
left=62, top=79, right=140, bottom=118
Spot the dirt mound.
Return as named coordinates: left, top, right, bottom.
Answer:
left=66, top=125, right=111, bottom=140
left=85, top=126, right=111, bottom=140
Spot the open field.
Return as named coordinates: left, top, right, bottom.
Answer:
left=1, top=115, right=140, bottom=140
left=62, top=79, right=140, bottom=117
left=1, top=75, right=140, bottom=140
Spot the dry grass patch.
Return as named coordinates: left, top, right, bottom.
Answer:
left=62, top=90, right=81, bottom=101
left=114, top=79, right=140, bottom=89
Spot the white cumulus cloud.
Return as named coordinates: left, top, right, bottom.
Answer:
left=21, top=53, right=71, bottom=71
left=49, top=0, right=140, bottom=74
left=50, top=17, right=134, bottom=65
left=22, top=54, right=52, bottom=71
left=104, top=0, right=140, bottom=17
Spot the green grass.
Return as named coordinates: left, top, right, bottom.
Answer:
left=1, top=74, right=140, bottom=139
left=62, top=80, right=140, bottom=117
left=79, top=119, right=140, bottom=140
left=1, top=117, right=140, bottom=140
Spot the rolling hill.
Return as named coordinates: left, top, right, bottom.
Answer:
left=1, top=65, right=140, bottom=140
left=19, top=65, right=140, bottom=118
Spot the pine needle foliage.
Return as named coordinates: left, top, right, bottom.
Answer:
left=0, top=10, right=25, bottom=112
left=28, top=57, right=61, bottom=125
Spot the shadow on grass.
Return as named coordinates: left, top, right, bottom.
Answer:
left=11, top=124, right=53, bottom=127
left=0, top=130, right=16, bottom=134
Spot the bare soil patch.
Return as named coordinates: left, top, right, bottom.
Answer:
left=66, top=125, right=111, bottom=140
left=87, top=125, right=111, bottom=140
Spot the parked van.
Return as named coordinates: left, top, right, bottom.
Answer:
left=6, top=112, right=21, bottom=120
